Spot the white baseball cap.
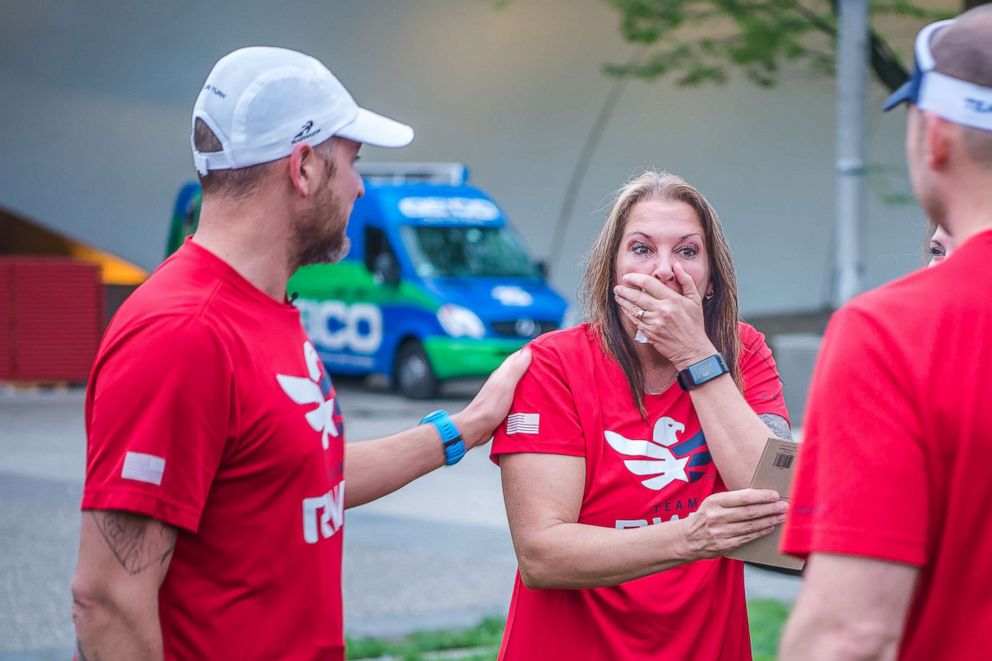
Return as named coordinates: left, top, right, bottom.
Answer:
left=191, top=46, right=414, bottom=175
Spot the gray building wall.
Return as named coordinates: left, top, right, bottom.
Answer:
left=0, top=0, right=930, bottom=317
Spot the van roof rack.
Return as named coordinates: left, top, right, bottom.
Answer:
left=356, top=162, right=468, bottom=186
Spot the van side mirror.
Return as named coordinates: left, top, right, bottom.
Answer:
left=374, top=252, right=401, bottom=287
left=535, top=260, right=549, bottom=279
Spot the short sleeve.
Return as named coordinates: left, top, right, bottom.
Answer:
left=739, top=324, right=790, bottom=423
left=781, top=305, right=928, bottom=565
left=490, top=339, right=584, bottom=463
left=82, top=316, right=234, bottom=533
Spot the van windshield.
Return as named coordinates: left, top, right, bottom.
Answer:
left=400, top=226, right=539, bottom=278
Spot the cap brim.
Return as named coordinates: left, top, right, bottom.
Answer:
left=337, top=108, right=414, bottom=148
left=883, top=80, right=915, bottom=112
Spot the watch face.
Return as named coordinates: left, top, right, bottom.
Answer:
left=691, top=358, right=720, bottom=381
left=689, top=355, right=727, bottom=384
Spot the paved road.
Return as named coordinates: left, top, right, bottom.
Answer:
left=0, top=381, right=800, bottom=658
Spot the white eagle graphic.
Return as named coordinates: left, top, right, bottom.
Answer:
left=605, top=417, right=690, bottom=491
left=276, top=341, right=338, bottom=450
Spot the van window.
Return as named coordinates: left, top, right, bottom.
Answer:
left=364, top=227, right=395, bottom=270
left=399, top=225, right=538, bottom=278
left=365, top=226, right=400, bottom=285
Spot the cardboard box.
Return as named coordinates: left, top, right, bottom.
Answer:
left=727, top=437, right=805, bottom=572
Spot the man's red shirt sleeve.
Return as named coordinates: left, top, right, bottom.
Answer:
left=83, top=316, right=234, bottom=533
left=782, top=305, right=929, bottom=565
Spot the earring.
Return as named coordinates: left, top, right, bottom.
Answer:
left=705, top=291, right=714, bottom=300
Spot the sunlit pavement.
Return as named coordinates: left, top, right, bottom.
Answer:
left=0, top=381, right=799, bottom=658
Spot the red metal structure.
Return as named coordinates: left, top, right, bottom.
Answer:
left=0, top=257, right=103, bottom=382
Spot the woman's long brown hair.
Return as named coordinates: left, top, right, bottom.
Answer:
left=580, top=171, right=742, bottom=416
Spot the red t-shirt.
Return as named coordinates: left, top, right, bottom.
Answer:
left=83, top=240, right=347, bottom=660
left=782, top=229, right=992, bottom=660
left=491, top=322, right=788, bottom=661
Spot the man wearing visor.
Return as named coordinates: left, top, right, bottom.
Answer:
left=780, top=7, right=992, bottom=660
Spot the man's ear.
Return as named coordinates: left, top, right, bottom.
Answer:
left=923, top=111, right=952, bottom=171
left=288, top=143, right=320, bottom=197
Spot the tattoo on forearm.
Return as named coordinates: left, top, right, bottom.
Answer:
left=759, top=413, right=793, bottom=440
left=90, top=511, right=176, bottom=576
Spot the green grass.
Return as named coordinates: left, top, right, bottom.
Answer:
left=748, top=599, right=791, bottom=661
left=347, top=600, right=791, bottom=660
left=347, top=616, right=503, bottom=660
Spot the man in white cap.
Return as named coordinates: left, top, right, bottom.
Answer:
left=71, top=47, right=530, bottom=660
left=780, top=7, right=992, bottom=660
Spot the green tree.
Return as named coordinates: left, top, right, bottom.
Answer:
left=605, top=0, right=987, bottom=92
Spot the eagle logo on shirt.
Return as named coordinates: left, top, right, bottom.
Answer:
left=276, top=341, right=340, bottom=450
left=605, top=416, right=711, bottom=491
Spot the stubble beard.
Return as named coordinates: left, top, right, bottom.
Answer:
left=292, top=188, right=351, bottom=268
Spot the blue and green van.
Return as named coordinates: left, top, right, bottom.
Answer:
left=168, top=163, right=568, bottom=398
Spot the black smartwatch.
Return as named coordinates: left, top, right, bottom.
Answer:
left=677, top=353, right=730, bottom=391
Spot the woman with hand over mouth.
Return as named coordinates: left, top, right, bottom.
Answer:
left=492, top=171, right=792, bottom=661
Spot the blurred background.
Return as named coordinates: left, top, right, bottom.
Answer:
left=0, top=0, right=941, bottom=319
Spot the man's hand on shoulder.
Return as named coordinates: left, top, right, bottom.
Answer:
left=344, top=348, right=532, bottom=508
left=453, top=348, right=532, bottom=449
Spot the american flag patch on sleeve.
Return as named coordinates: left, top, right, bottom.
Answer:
left=506, top=413, right=540, bottom=435
left=121, top=451, right=166, bottom=486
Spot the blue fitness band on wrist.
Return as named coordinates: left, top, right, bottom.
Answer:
left=420, top=409, right=466, bottom=466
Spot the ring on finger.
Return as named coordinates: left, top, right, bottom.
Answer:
left=637, top=307, right=646, bottom=320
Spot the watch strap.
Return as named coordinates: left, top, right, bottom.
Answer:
left=420, top=409, right=466, bottom=466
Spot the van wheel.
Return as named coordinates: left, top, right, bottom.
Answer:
left=394, top=340, right=440, bottom=399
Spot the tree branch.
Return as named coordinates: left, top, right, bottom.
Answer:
left=607, top=0, right=919, bottom=91
left=868, top=30, right=909, bottom=91
left=828, top=0, right=908, bottom=92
